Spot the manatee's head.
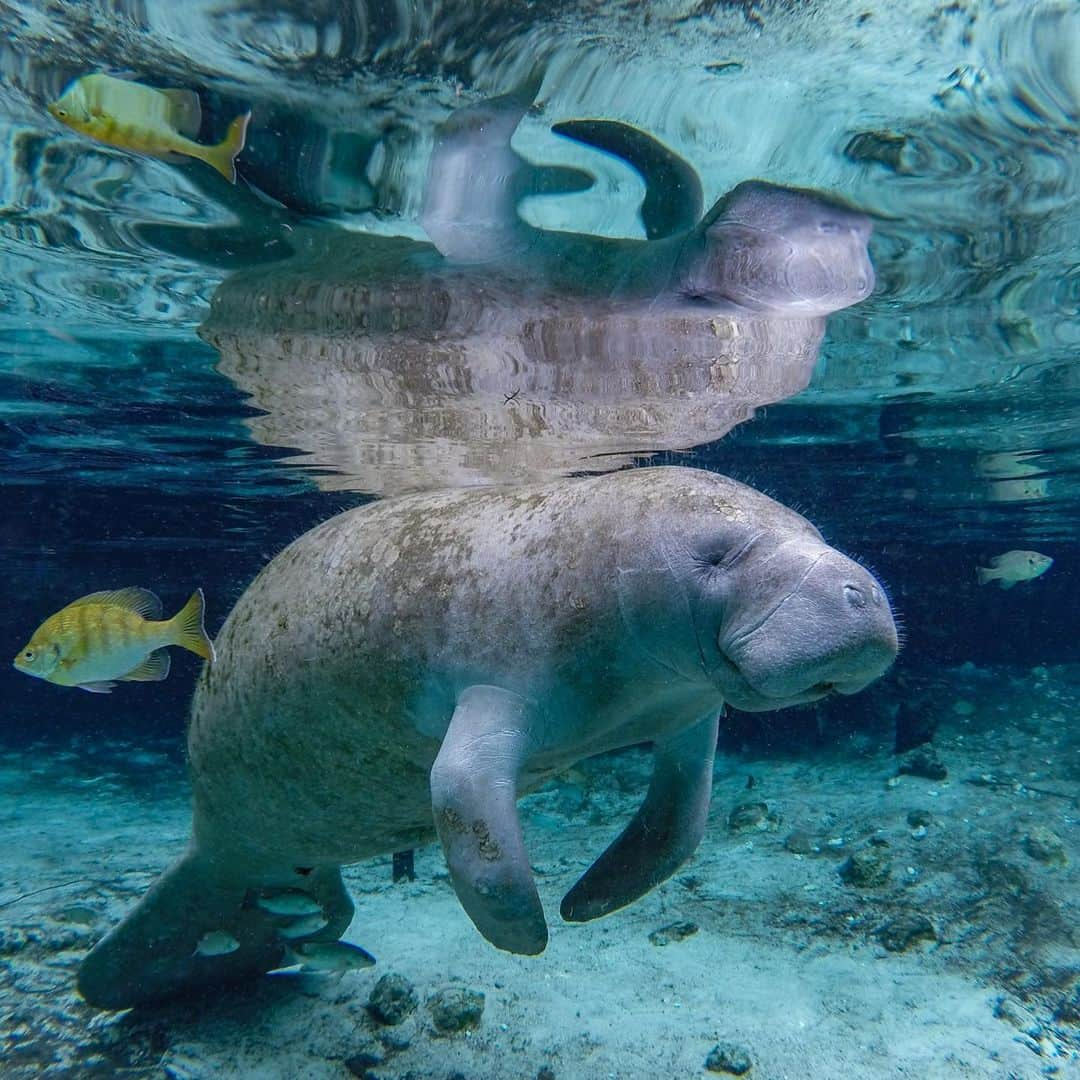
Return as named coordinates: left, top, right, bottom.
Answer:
left=617, top=470, right=897, bottom=712
left=708, top=534, right=898, bottom=711
left=674, top=181, right=875, bottom=316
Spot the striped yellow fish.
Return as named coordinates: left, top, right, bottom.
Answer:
left=47, top=73, right=249, bottom=183
left=13, top=587, right=215, bottom=694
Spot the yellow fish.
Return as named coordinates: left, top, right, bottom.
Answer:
left=47, top=73, right=249, bottom=183
left=13, top=587, right=215, bottom=694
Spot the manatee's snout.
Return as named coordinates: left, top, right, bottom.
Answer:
left=784, top=244, right=874, bottom=312
left=722, top=551, right=898, bottom=707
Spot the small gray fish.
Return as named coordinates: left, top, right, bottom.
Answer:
left=277, top=912, right=329, bottom=939
left=976, top=550, right=1053, bottom=589
left=194, top=930, right=239, bottom=957
left=277, top=940, right=376, bottom=973
left=256, top=890, right=323, bottom=916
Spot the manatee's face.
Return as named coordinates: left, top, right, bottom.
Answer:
left=686, top=520, right=898, bottom=711
left=677, top=181, right=875, bottom=316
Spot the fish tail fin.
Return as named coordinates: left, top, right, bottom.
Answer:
left=77, top=851, right=353, bottom=1009
left=203, top=111, right=250, bottom=182
left=975, top=566, right=994, bottom=586
left=169, top=589, right=216, bottom=663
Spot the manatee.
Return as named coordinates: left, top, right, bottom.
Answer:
left=77, top=466, right=898, bottom=1009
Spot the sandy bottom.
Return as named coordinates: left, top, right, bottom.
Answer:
left=1, top=663, right=1077, bottom=1079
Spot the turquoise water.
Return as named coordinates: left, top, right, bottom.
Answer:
left=1, top=2, right=1077, bottom=1077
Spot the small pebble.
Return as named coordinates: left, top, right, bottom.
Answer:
left=705, top=1041, right=753, bottom=1075
left=648, top=921, right=699, bottom=946
left=427, top=987, right=485, bottom=1034
left=367, top=973, right=419, bottom=1025
left=727, top=801, right=781, bottom=834
left=898, top=749, right=948, bottom=781
left=1024, top=826, right=1067, bottom=867
left=839, top=845, right=892, bottom=888
left=784, top=830, right=818, bottom=855
left=877, top=913, right=937, bottom=952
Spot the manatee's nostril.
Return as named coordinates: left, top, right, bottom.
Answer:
left=844, top=584, right=867, bottom=609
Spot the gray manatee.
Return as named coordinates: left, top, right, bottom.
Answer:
left=78, top=466, right=898, bottom=1009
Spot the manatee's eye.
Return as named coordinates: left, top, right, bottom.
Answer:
left=817, top=220, right=843, bottom=234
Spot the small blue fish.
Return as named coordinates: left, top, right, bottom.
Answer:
left=194, top=930, right=239, bottom=957
left=271, top=940, right=376, bottom=974
left=256, top=890, right=323, bottom=917
left=277, top=913, right=329, bottom=939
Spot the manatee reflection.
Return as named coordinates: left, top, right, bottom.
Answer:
left=204, top=236, right=867, bottom=493
left=203, top=91, right=874, bottom=495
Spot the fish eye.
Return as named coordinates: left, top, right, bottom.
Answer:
left=23, top=650, right=34, bottom=661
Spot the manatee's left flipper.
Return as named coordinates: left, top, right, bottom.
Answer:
left=561, top=711, right=719, bottom=922
left=430, top=684, right=547, bottom=955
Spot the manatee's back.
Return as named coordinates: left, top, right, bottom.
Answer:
left=185, top=480, right=632, bottom=862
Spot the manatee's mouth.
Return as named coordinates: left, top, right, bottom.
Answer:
left=711, top=651, right=838, bottom=707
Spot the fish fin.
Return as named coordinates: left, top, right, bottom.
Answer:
left=975, top=567, right=993, bottom=585
left=78, top=681, right=116, bottom=694
left=159, top=88, right=202, bottom=138
left=68, top=587, right=163, bottom=620
left=168, top=589, right=216, bottom=663
left=997, top=577, right=1017, bottom=590
left=119, top=648, right=171, bottom=682
left=987, top=554, right=1003, bottom=567
left=201, top=111, right=250, bottom=183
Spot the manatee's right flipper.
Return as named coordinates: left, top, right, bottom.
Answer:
left=77, top=850, right=354, bottom=1010
left=552, top=119, right=704, bottom=240
left=430, top=684, right=547, bottom=955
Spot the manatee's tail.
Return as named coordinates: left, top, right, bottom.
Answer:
left=201, top=111, right=251, bottom=183
left=168, top=589, right=216, bottom=664
left=78, top=849, right=354, bottom=1010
